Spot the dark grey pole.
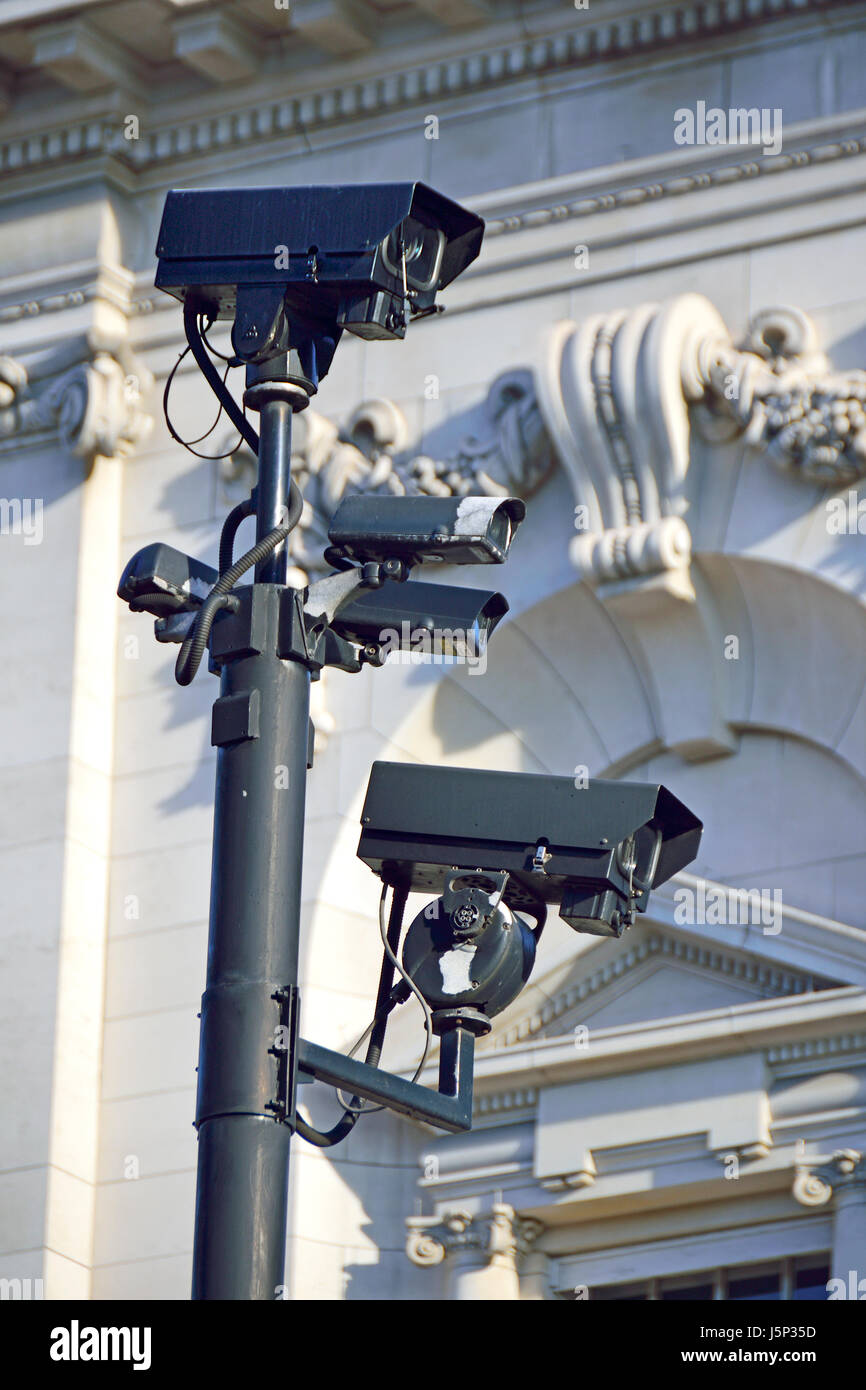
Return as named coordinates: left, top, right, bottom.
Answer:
left=255, top=395, right=293, bottom=584
left=192, top=384, right=309, bottom=1300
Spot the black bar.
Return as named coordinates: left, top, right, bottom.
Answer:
left=297, top=1026, right=475, bottom=1133
left=367, top=886, right=408, bottom=1064
left=255, top=396, right=292, bottom=583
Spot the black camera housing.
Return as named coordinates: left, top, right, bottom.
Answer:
left=357, top=762, right=703, bottom=937
left=117, top=543, right=220, bottom=618
left=331, top=577, right=508, bottom=653
left=327, top=494, right=525, bottom=567
left=155, top=182, right=484, bottom=360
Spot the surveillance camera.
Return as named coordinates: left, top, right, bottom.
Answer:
left=329, top=577, right=508, bottom=657
left=401, top=870, right=539, bottom=1025
left=357, top=762, right=702, bottom=938
left=327, top=495, right=525, bottom=568
left=118, top=543, right=219, bottom=618
left=154, top=182, right=484, bottom=365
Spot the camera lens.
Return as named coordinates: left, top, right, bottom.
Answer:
left=381, top=218, right=446, bottom=291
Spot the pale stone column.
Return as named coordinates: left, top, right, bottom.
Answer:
left=792, top=1149, right=866, bottom=1287
left=0, top=338, right=151, bottom=1297
left=519, top=1247, right=553, bottom=1300
left=406, top=1205, right=543, bottom=1300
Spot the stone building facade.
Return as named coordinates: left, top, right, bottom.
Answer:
left=1, top=0, right=865, bottom=1300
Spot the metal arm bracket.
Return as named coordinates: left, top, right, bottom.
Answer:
left=296, top=1024, right=475, bottom=1133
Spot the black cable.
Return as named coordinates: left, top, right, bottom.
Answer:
left=174, top=478, right=304, bottom=687
left=334, top=883, right=410, bottom=1114
left=294, top=885, right=411, bottom=1147
left=199, top=318, right=240, bottom=363
left=219, top=492, right=257, bottom=573
left=183, top=299, right=260, bottom=456
left=162, top=334, right=244, bottom=462
left=368, top=884, right=409, bottom=1065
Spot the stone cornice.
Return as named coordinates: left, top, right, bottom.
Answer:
left=3, top=113, right=866, bottom=327
left=493, top=932, right=829, bottom=1052
left=469, top=1045, right=866, bottom=1117
left=395, top=876, right=866, bottom=1088
left=466, top=987, right=866, bottom=1091
left=480, top=115, right=866, bottom=241
left=2, top=114, right=861, bottom=332
left=0, top=260, right=133, bottom=327
left=420, top=1008, right=866, bottom=1129
left=0, top=0, right=863, bottom=187
left=767, top=1032, right=866, bottom=1065
left=474, top=1086, right=538, bottom=1119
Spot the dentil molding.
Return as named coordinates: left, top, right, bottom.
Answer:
left=0, top=0, right=860, bottom=183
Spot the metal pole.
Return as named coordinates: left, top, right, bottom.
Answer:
left=255, top=395, right=293, bottom=584
left=192, top=387, right=309, bottom=1300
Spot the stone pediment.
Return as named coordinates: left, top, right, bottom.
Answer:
left=490, top=930, right=840, bottom=1051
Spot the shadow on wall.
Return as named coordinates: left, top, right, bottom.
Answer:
left=292, top=1082, right=444, bottom=1301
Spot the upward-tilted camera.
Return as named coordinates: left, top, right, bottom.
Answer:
left=155, top=181, right=484, bottom=368
left=327, top=495, right=525, bottom=567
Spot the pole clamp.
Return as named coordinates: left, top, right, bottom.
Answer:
left=195, top=980, right=300, bottom=1129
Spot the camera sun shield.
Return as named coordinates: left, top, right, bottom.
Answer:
left=331, top=578, right=508, bottom=652
left=327, top=494, right=525, bottom=567
left=118, top=543, right=220, bottom=618
left=155, top=181, right=484, bottom=354
left=357, top=762, right=703, bottom=934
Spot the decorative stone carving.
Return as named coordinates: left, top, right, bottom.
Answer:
left=406, top=371, right=552, bottom=502
left=793, top=1149, right=866, bottom=1207
left=405, top=1203, right=542, bottom=1269
left=693, top=306, right=866, bottom=486
left=0, top=335, right=152, bottom=463
left=536, top=294, right=731, bottom=597
left=536, top=294, right=866, bottom=598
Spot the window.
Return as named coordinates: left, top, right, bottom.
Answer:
left=564, top=1256, right=831, bottom=1300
